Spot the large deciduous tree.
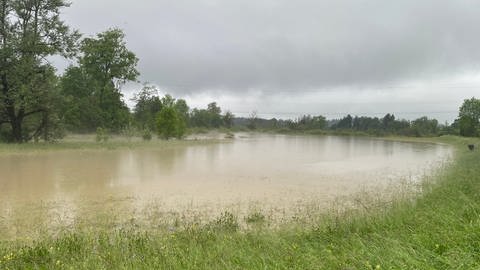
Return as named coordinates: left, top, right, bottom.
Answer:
left=189, top=102, right=224, bottom=128
left=411, top=116, right=438, bottom=137
left=80, top=29, right=138, bottom=108
left=0, top=0, right=78, bottom=142
left=61, top=28, right=138, bottom=132
left=156, top=95, right=187, bottom=140
left=132, top=84, right=162, bottom=131
left=458, top=97, right=480, bottom=137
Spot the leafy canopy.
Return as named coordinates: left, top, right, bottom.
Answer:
left=458, top=97, right=480, bottom=137
left=0, top=0, right=79, bottom=142
left=60, top=28, right=139, bottom=132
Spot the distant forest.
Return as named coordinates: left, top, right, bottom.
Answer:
left=0, top=1, right=479, bottom=142
left=236, top=113, right=452, bottom=137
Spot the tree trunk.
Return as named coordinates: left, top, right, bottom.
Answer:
left=11, top=118, right=23, bottom=143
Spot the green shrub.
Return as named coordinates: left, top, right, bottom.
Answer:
left=244, top=212, right=266, bottom=224
left=95, top=127, right=109, bottom=142
left=208, top=211, right=239, bottom=232
left=156, top=107, right=186, bottom=140
left=142, top=129, right=152, bottom=141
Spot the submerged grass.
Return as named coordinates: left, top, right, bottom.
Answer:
left=0, top=133, right=229, bottom=155
left=0, top=136, right=479, bottom=269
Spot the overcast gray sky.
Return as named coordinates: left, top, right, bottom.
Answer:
left=57, top=0, right=480, bottom=122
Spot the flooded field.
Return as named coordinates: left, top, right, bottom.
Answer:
left=0, top=134, right=452, bottom=239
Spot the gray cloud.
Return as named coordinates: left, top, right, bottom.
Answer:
left=56, top=0, right=480, bottom=122
left=61, top=0, right=480, bottom=94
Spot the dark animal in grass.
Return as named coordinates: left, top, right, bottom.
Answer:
left=468, top=144, right=475, bottom=151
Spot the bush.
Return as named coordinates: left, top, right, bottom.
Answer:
left=156, top=107, right=186, bottom=140
left=208, top=211, right=239, bottom=232
left=95, top=127, right=109, bottom=142
left=142, top=129, right=152, bottom=141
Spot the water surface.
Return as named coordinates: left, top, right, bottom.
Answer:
left=0, top=134, right=451, bottom=238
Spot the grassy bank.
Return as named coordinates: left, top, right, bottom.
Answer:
left=0, top=136, right=479, bottom=269
left=0, top=133, right=230, bottom=155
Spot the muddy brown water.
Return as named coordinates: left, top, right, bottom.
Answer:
left=0, top=134, right=452, bottom=238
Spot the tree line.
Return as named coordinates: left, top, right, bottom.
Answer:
left=0, top=1, right=479, bottom=143
left=238, top=97, right=480, bottom=138
left=131, top=84, right=234, bottom=140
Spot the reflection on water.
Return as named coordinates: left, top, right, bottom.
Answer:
left=0, top=134, right=452, bottom=238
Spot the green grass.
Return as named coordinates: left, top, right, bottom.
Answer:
left=1, top=136, right=480, bottom=269
left=0, top=133, right=228, bottom=155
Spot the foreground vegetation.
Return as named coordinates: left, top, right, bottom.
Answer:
left=0, top=135, right=478, bottom=269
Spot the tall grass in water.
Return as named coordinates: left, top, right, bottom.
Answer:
left=0, top=136, right=479, bottom=269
